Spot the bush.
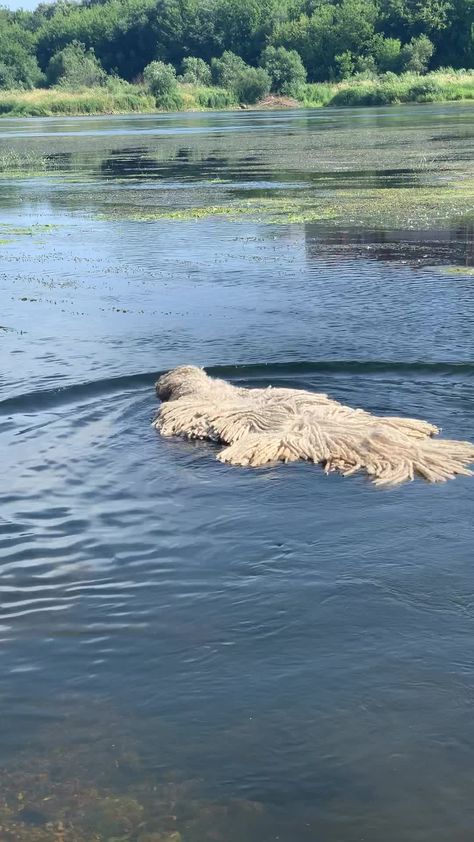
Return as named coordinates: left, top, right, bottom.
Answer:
left=260, top=46, right=307, bottom=96
left=399, top=35, right=434, bottom=74
left=335, top=50, right=355, bottom=80
left=371, top=35, right=402, bottom=73
left=143, top=60, right=177, bottom=96
left=47, top=41, right=107, bottom=88
left=329, top=84, right=397, bottom=106
left=155, top=90, right=184, bottom=110
left=232, top=66, right=271, bottom=103
left=211, top=51, right=247, bottom=88
left=193, top=86, right=237, bottom=108
left=180, top=57, right=211, bottom=85
left=210, top=51, right=271, bottom=103
left=300, top=83, right=335, bottom=106
left=405, top=79, right=443, bottom=101
left=143, top=60, right=183, bottom=109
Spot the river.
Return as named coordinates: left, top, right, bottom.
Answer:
left=0, top=105, right=473, bottom=842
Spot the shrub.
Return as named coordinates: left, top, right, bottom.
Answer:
left=399, top=35, right=434, bottom=74
left=329, top=82, right=398, bottom=106
left=260, top=46, right=307, bottom=96
left=143, top=60, right=183, bottom=109
left=180, top=57, right=211, bottom=85
left=232, top=66, right=271, bottom=103
left=155, top=90, right=184, bottom=110
left=211, top=51, right=247, bottom=88
left=47, top=41, right=107, bottom=88
left=335, top=50, right=355, bottom=80
left=143, top=60, right=177, bottom=97
left=371, top=35, right=402, bottom=73
left=300, top=83, right=334, bottom=106
left=405, top=79, right=443, bottom=101
left=193, top=86, right=238, bottom=108
left=352, top=56, right=378, bottom=78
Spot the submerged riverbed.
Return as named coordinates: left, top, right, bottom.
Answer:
left=1, top=105, right=474, bottom=842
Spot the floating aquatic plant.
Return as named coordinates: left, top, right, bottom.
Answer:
left=95, top=175, right=474, bottom=230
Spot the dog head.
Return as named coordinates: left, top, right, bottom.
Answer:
left=155, top=365, right=208, bottom=401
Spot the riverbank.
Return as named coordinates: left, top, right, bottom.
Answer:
left=303, top=71, right=474, bottom=107
left=0, top=71, right=473, bottom=117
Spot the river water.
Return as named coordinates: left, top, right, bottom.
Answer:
left=0, top=105, right=473, bottom=842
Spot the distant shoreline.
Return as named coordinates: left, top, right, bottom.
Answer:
left=0, top=72, right=473, bottom=118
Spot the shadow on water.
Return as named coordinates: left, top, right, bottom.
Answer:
left=303, top=221, right=474, bottom=267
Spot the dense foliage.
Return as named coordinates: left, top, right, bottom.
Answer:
left=261, top=46, right=307, bottom=95
left=0, top=0, right=472, bottom=99
left=47, top=40, right=107, bottom=87
left=180, top=56, right=212, bottom=85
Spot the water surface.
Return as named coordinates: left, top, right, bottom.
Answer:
left=1, top=105, right=474, bottom=842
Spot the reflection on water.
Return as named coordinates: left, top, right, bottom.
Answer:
left=0, top=106, right=474, bottom=841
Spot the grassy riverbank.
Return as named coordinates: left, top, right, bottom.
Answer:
left=0, top=71, right=472, bottom=117
left=0, top=84, right=156, bottom=117
left=302, top=71, right=474, bottom=106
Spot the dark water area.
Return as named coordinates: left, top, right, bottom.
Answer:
left=0, top=105, right=474, bottom=841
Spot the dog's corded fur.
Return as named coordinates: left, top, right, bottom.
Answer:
left=153, top=366, right=474, bottom=486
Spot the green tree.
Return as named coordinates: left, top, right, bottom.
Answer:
left=211, top=0, right=281, bottom=63
left=260, top=45, right=307, bottom=95
left=379, top=0, right=451, bottom=39
left=371, top=35, right=402, bottom=73
left=0, top=0, right=472, bottom=94
left=272, top=0, right=377, bottom=81
left=211, top=50, right=247, bottom=86
left=0, top=62, right=17, bottom=90
left=47, top=40, right=107, bottom=86
left=143, top=59, right=177, bottom=95
left=335, top=50, right=355, bottom=78
left=0, top=14, right=43, bottom=88
left=143, top=58, right=183, bottom=107
left=431, top=0, right=474, bottom=67
left=180, top=56, right=211, bottom=84
left=271, top=10, right=332, bottom=81
left=399, top=33, right=434, bottom=72
left=233, top=65, right=271, bottom=102
left=36, top=0, right=159, bottom=80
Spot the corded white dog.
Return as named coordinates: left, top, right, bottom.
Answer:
left=153, top=365, right=474, bottom=486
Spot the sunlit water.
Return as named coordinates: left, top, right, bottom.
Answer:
left=0, top=106, right=473, bottom=841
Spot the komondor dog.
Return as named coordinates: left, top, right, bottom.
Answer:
left=153, top=366, right=474, bottom=486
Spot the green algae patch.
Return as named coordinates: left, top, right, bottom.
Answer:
left=0, top=223, right=58, bottom=241
left=439, top=266, right=474, bottom=276
left=330, top=181, right=474, bottom=229
left=98, top=198, right=339, bottom=225
left=96, top=177, right=474, bottom=230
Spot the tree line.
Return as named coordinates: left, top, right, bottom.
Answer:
left=0, top=0, right=472, bottom=96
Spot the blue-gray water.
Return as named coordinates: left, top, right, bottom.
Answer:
left=0, top=106, right=473, bottom=842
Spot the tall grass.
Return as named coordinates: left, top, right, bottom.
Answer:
left=179, top=84, right=238, bottom=110
left=0, top=82, right=237, bottom=116
left=302, top=71, right=474, bottom=108
left=0, top=86, right=155, bottom=117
